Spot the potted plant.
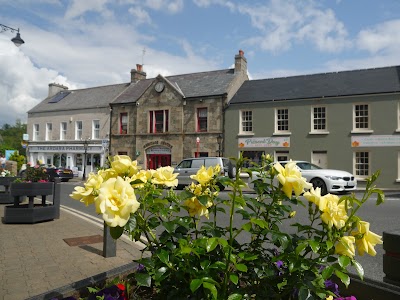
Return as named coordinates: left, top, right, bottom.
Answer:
left=0, top=169, right=19, bottom=204
left=11, top=163, right=53, bottom=197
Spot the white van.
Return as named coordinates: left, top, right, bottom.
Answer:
left=174, top=157, right=236, bottom=190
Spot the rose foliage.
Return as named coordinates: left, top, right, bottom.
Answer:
left=70, top=154, right=384, bottom=300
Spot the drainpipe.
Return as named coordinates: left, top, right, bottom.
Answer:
left=108, top=106, right=113, bottom=159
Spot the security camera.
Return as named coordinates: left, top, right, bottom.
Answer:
left=136, top=102, right=140, bottom=106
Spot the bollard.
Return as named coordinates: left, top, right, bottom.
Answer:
left=383, top=231, right=400, bottom=286
left=103, top=222, right=117, bottom=257
left=53, top=177, right=61, bottom=219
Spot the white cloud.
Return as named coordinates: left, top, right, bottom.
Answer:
left=64, top=0, right=111, bottom=19
left=128, top=6, right=153, bottom=25
left=357, top=20, right=400, bottom=54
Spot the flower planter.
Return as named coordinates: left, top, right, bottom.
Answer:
left=4, top=181, right=59, bottom=224
left=0, top=176, right=19, bottom=204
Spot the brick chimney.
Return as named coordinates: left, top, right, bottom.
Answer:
left=131, top=64, right=147, bottom=82
left=48, top=83, right=68, bottom=97
left=234, top=49, right=247, bottom=74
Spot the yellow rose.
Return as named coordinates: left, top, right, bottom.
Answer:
left=274, top=161, right=312, bottom=198
left=183, top=196, right=213, bottom=218
left=98, top=168, right=118, bottom=181
left=69, top=186, right=96, bottom=206
left=85, top=172, right=103, bottom=191
left=152, top=166, right=179, bottom=187
left=352, top=221, right=383, bottom=256
left=320, top=194, right=348, bottom=229
left=326, top=296, right=333, bottom=300
left=95, top=176, right=140, bottom=227
left=130, top=169, right=154, bottom=188
left=190, top=165, right=215, bottom=186
left=303, top=187, right=322, bottom=207
left=335, top=236, right=356, bottom=258
left=111, top=155, right=140, bottom=177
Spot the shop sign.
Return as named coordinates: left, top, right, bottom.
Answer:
left=29, top=145, right=103, bottom=152
left=238, top=137, right=290, bottom=148
left=143, top=140, right=173, bottom=149
left=351, top=135, right=400, bottom=147
left=146, top=146, right=172, bottom=154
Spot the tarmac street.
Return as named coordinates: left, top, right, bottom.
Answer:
left=0, top=203, right=144, bottom=300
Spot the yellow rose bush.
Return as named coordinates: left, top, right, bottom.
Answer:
left=70, top=154, right=384, bottom=300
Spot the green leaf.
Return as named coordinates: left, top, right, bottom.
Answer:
left=163, top=221, right=177, bottom=234
left=376, top=191, right=385, bottom=205
left=203, top=282, right=218, bottom=300
left=228, top=294, right=243, bottom=300
left=230, top=273, right=239, bottom=285
left=235, top=263, right=248, bottom=272
left=125, top=215, right=137, bottom=232
left=210, top=261, right=226, bottom=269
left=242, top=222, right=252, bottom=232
left=135, top=273, right=151, bottom=287
left=155, top=266, right=167, bottom=281
left=295, top=242, right=308, bottom=255
left=251, top=218, right=268, bottom=229
left=206, top=237, right=218, bottom=252
left=190, top=279, right=202, bottom=293
left=238, top=252, right=258, bottom=261
left=321, top=266, right=334, bottom=280
left=335, top=270, right=350, bottom=287
left=298, top=287, right=312, bottom=300
left=338, top=255, right=351, bottom=268
left=325, top=241, right=334, bottom=250
left=157, top=249, right=170, bottom=266
left=217, top=238, right=228, bottom=247
left=109, top=226, right=124, bottom=239
left=353, top=260, right=364, bottom=280
left=309, top=240, right=320, bottom=253
left=198, top=195, right=210, bottom=207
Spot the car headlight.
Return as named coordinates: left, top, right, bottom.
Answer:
left=325, top=175, right=341, bottom=180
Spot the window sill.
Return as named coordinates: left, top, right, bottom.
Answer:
left=355, top=177, right=368, bottom=182
left=237, top=132, right=255, bottom=137
left=395, top=179, right=400, bottom=183
left=308, top=131, right=330, bottom=135
left=395, top=129, right=400, bottom=133
left=273, top=132, right=291, bottom=136
left=351, top=130, right=374, bottom=134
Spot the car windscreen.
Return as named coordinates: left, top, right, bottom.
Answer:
left=297, top=162, right=322, bottom=170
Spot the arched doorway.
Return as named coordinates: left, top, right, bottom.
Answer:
left=146, top=146, right=171, bottom=169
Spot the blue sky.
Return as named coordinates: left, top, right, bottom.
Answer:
left=1, top=0, right=400, bottom=126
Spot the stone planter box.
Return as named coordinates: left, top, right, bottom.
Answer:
left=0, top=176, right=19, bottom=204
left=3, top=180, right=61, bottom=224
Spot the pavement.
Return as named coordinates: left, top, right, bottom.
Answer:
left=0, top=201, right=144, bottom=300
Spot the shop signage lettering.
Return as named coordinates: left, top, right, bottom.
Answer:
left=29, top=145, right=102, bottom=152
left=351, top=135, right=400, bottom=147
left=144, top=141, right=173, bottom=149
left=238, top=137, right=290, bottom=148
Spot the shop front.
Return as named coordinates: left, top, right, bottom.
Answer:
left=146, top=146, right=171, bottom=169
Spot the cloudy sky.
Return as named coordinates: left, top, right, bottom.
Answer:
left=1, top=0, right=400, bottom=126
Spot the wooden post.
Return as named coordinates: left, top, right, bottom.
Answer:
left=103, top=222, right=117, bottom=257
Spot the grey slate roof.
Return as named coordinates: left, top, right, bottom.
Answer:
left=112, top=69, right=235, bottom=104
left=229, top=66, right=400, bottom=104
left=28, top=83, right=130, bottom=113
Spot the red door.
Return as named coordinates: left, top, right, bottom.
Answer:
left=147, top=154, right=171, bottom=169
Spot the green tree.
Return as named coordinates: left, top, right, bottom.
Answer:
left=8, top=151, right=26, bottom=171
left=0, top=120, right=27, bottom=157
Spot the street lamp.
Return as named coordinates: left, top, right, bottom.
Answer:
left=217, top=134, right=223, bottom=157
left=82, top=139, right=89, bottom=181
left=0, top=24, right=25, bottom=47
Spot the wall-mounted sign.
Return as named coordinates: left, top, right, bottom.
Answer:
left=146, top=146, right=172, bottom=154
left=351, top=135, right=400, bottom=147
left=238, top=137, right=290, bottom=148
left=28, top=145, right=103, bottom=153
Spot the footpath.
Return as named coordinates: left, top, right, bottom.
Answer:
left=0, top=203, right=144, bottom=300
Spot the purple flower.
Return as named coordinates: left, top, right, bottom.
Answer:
left=336, top=297, right=357, bottom=300
left=276, top=260, right=284, bottom=268
left=325, top=280, right=339, bottom=296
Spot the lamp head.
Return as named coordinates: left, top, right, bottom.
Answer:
left=11, top=32, right=24, bottom=47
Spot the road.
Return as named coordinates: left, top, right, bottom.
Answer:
left=60, top=181, right=400, bottom=284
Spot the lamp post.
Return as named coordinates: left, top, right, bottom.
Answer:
left=82, top=139, right=89, bottom=181
left=196, top=137, right=200, bottom=158
left=217, top=134, right=223, bottom=157
left=0, top=24, right=25, bottom=47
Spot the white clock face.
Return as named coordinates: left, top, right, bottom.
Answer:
left=155, top=82, right=165, bottom=93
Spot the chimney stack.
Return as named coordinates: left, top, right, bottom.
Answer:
left=234, top=49, right=247, bottom=74
left=48, top=83, right=68, bottom=97
left=131, top=64, right=146, bottom=82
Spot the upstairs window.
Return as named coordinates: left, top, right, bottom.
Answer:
left=46, top=123, right=52, bottom=141
left=150, top=110, right=169, bottom=133
left=92, top=120, right=100, bottom=139
left=33, top=124, right=39, bottom=141
left=120, top=113, right=128, bottom=134
left=75, top=121, right=82, bottom=140
left=275, top=108, right=289, bottom=133
left=312, top=106, right=327, bottom=132
left=240, top=110, right=253, bottom=133
left=60, top=122, right=67, bottom=140
left=353, top=104, right=370, bottom=131
left=197, top=108, right=208, bottom=132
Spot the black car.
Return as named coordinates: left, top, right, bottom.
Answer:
left=19, top=164, right=74, bottom=182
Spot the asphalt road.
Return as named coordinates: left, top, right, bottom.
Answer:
left=60, top=181, right=400, bottom=283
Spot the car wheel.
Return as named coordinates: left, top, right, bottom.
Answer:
left=311, top=178, right=327, bottom=195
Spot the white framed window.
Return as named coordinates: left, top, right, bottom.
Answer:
left=45, top=123, right=52, bottom=141
left=240, top=110, right=253, bottom=134
left=311, top=106, right=328, bottom=133
left=197, top=107, right=208, bottom=132
left=275, top=108, right=290, bottom=134
left=33, top=124, right=39, bottom=141
left=275, top=151, right=289, bottom=162
left=60, top=122, right=67, bottom=140
left=149, top=110, right=169, bottom=133
left=92, top=120, right=100, bottom=139
left=353, top=104, right=371, bottom=132
left=354, top=151, right=370, bottom=178
left=75, top=121, right=82, bottom=140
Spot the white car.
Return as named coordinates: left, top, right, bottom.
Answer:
left=248, top=160, right=357, bottom=195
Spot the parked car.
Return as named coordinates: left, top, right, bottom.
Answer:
left=248, top=160, right=357, bottom=195
left=174, top=157, right=236, bottom=190
left=19, top=164, right=74, bottom=182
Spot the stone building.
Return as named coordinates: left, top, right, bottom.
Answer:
left=110, top=50, right=248, bottom=169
